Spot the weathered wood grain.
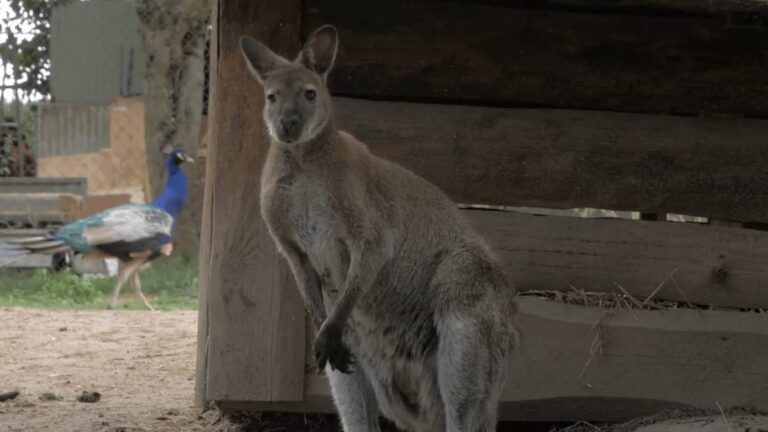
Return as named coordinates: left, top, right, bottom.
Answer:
left=334, top=97, right=768, bottom=223
left=501, top=298, right=768, bottom=421
left=467, top=209, right=768, bottom=309
left=269, top=255, right=307, bottom=400
left=491, top=0, right=768, bottom=14
left=305, top=0, right=768, bottom=116
left=203, top=0, right=306, bottom=402
left=220, top=298, right=768, bottom=421
left=0, top=193, right=84, bottom=224
left=204, top=0, right=768, bottom=414
left=194, top=0, right=218, bottom=408
left=0, top=177, right=87, bottom=198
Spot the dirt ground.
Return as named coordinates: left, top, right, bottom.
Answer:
left=0, top=307, right=214, bottom=432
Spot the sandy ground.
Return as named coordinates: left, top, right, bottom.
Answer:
left=0, top=307, right=214, bottom=432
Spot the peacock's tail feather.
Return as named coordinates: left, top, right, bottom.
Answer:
left=0, top=236, right=72, bottom=267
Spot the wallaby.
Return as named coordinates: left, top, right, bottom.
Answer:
left=240, top=25, right=519, bottom=432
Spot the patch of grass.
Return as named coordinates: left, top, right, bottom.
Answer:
left=0, top=270, right=103, bottom=309
left=0, top=256, right=198, bottom=311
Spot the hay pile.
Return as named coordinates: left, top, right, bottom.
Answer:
left=520, top=287, right=695, bottom=311
left=521, top=285, right=767, bottom=314
left=555, top=407, right=768, bottom=432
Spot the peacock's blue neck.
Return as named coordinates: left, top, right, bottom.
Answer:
left=151, top=160, right=188, bottom=223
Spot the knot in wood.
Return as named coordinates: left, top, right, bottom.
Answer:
left=712, top=265, right=728, bottom=283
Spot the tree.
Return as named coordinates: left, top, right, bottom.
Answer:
left=135, top=0, right=210, bottom=258
left=2, top=0, right=210, bottom=257
left=0, top=0, right=69, bottom=98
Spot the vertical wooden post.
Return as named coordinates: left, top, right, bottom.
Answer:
left=195, top=0, right=305, bottom=404
left=194, top=0, right=219, bottom=408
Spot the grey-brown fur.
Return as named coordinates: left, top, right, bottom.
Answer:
left=240, top=25, right=520, bottom=432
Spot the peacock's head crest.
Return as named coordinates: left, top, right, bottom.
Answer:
left=160, top=142, right=194, bottom=171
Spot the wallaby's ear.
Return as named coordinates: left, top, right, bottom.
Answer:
left=160, top=142, right=174, bottom=154
left=240, top=35, right=289, bottom=83
left=298, top=25, right=338, bottom=80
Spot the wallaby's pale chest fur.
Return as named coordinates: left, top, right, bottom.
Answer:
left=241, top=25, right=519, bottom=432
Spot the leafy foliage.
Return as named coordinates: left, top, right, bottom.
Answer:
left=0, top=0, right=71, bottom=98
left=0, top=268, right=102, bottom=308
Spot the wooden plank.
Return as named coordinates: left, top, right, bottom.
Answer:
left=305, top=0, right=768, bottom=117
left=194, top=0, right=219, bottom=408
left=77, top=194, right=131, bottom=218
left=218, top=298, right=768, bottom=422
left=334, top=98, right=768, bottom=222
left=0, top=254, right=53, bottom=269
left=467, top=209, right=768, bottom=308
left=527, top=0, right=768, bottom=14
left=0, top=193, right=82, bottom=215
left=499, top=298, right=768, bottom=421
left=0, top=229, right=49, bottom=236
left=218, top=374, right=334, bottom=415
left=204, top=0, right=305, bottom=402
left=0, top=177, right=87, bottom=198
left=0, top=211, right=72, bottom=224
left=483, top=0, right=768, bottom=14
left=269, top=258, right=307, bottom=400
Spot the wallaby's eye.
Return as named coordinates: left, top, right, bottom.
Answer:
left=304, top=89, right=316, bottom=102
left=267, top=93, right=277, bottom=104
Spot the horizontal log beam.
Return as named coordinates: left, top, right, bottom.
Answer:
left=467, top=209, right=768, bottom=309
left=307, top=0, right=768, bottom=116
left=500, top=0, right=768, bottom=14
left=502, top=298, right=768, bottom=421
left=334, top=97, right=768, bottom=223
left=219, top=298, right=768, bottom=422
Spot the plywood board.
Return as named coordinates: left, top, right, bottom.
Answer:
left=37, top=97, right=148, bottom=203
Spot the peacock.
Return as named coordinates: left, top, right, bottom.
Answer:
left=0, top=143, right=193, bottom=310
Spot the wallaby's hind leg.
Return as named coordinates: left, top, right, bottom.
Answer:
left=436, top=311, right=510, bottom=432
left=327, top=367, right=381, bottom=432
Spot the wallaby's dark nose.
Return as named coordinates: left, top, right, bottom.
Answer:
left=280, top=116, right=301, bottom=137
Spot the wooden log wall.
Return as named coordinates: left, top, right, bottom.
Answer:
left=466, top=209, right=768, bottom=309
left=335, top=98, right=768, bottom=222
left=307, top=0, right=768, bottom=117
left=198, top=0, right=768, bottom=421
left=220, top=296, right=768, bottom=421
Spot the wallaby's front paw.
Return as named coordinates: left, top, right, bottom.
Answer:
left=314, top=324, right=354, bottom=374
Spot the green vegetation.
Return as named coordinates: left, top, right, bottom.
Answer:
left=0, top=256, right=198, bottom=310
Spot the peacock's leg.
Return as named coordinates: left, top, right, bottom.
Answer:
left=131, top=270, right=155, bottom=311
left=107, top=259, right=143, bottom=310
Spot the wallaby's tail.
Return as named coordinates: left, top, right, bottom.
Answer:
left=0, top=236, right=71, bottom=267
